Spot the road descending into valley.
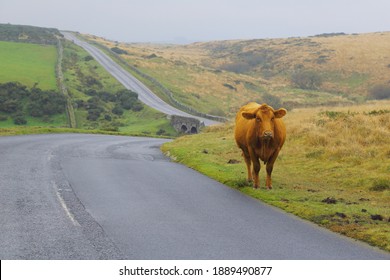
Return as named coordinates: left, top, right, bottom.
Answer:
left=0, top=134, right=388, bottom=259
left=61, top=31, right=219, bottom=126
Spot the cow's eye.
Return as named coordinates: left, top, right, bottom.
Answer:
left=271, top=117, right=275, bottom=121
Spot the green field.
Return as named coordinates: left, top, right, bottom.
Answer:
left=0, top=41, right=57, bottom=90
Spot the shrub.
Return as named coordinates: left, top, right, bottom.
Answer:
left=28, top=88, right=66, bottom=117
left=111, top=47, right=128, bottom=55
left=131, top=102, right=144, bottom=112
left=370, top=180, right=390, bottom=192
left=291, top=70, right=322, bottom=90
left=260, top=93, right=283, bottom=109
left=84, top=55, right=94, bottom=61
left=112, top=105, right=124, bottom=116
left=156, top=129, right=166, bottom=135
left=13, top=115, right=27, bottom=125
left=368, top=84, right=390, bottom=100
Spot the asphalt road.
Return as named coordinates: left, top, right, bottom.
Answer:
left=61, top=32, right=219, bottom=126
left=0, top=134, right=388, bottom=259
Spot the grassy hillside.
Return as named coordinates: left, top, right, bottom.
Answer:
left=84, top=32, right=390, bottom=117
left=61, top=39, right=177, bottom=136
left=0, top=23, right=61, bottom=45
left=0, top=41, right=57, bottom=90
left=162, top=101, right=390, bottom=252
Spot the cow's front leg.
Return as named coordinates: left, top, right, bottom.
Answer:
left=265, top=148, right=281, bottom=189
left=249, top=149, right=260, bottom=189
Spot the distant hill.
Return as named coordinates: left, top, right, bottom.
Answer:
left=0, top=23, right=61, bottom=45
left=84, top=32, right=390, bottom=116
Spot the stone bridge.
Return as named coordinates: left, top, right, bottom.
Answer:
left=170, top=115, right=205, bottom=134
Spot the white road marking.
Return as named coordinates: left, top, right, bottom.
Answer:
left=52, top=181, right=80, bottom=226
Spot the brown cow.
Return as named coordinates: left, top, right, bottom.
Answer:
left=234, top=102, right=287, bottom=189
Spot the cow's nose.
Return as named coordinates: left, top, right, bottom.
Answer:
left=263, top=131, right=273, bottom=138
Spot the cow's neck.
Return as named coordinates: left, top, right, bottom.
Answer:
left=256, top=137, right=274, bottom=163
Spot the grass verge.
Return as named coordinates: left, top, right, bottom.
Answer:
left=161, top=102, right=390, bottom=252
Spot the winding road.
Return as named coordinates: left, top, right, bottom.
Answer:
left=61, top=31, right=218, bottom=126
left=0, top=134, right=388, bottom=259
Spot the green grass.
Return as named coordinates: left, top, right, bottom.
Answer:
left=0, top=41, right=57, bottom=90
left=0, top=126, right=171, bottom=138
left=162, top=103, right=390, bottom=252
left=0, top=114, right=67, bottom=128
left=118, top=107, right=177, bottom=136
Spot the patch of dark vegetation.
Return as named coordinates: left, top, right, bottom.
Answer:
left=218, top=48, right=284, bottom=75
left=368, top=84, right=390, bottom=100
left=0, top=23, right=61, bottom=45
left=335, top=212, right=347, bottom=219
left=258, top=92, right=284, bottom=109
left=291, top=70, right=323, bottom=90
left=227, top=159, right=240, bottom=164
left=311, top=32, right=347, bottom=38
left=0, top=82, right=66, bottom=125
left=145, top=53, right=158, bottom=59
left=369, top=180, right=390, bottom=192
left=365, top=109, right=390, bottom=116
left=223, top=83, right=236, bottom=91
left=322, top=197, right=337, bottom=204
left=111, top=47, right=128, bottom=55
left=77, top=89, right=144, bottom=122
left=371, top=214, right=384, bottom=221
left=233, top=179, right=251, bottom=188
left=84, top=55, right=94, bottom=62
left=316, top=55, right=330, bottom=64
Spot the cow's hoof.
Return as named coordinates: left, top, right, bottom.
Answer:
left=266, top=186, right=272, bottom=190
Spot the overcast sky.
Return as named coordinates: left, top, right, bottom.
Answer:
left=1, top=0, right=390, bottom=43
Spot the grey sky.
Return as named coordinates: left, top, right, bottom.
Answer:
left=1, top=0, right=390, bottom=43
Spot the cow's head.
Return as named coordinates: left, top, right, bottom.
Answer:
left=242, top=104, right=287, bottom=139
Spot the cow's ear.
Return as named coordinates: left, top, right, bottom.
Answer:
left=274, top=108, right=287, bottom=118
left=242, top=112, right=256, bottom=119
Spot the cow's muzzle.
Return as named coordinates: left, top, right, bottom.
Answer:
left=263, top=131, right=273, bottom=139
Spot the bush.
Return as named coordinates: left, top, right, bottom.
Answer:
left=131, top=102, right=144, bottom=112
left=112, top=105, right=124, bottom=116
left=260, top=93, right=283, bottom=109
left=28, top=88, right=66, bottom=117
left=368, top=84, right=390, bottom=100
left=156, top=129, right=166, bottom=135
left=111, top=47, right=128, bottom=55
left=84, top=55, right=94, bottom=61
left=13, top=115, right=27, bottom=125
left=291, top=70, right=322, bottom=90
